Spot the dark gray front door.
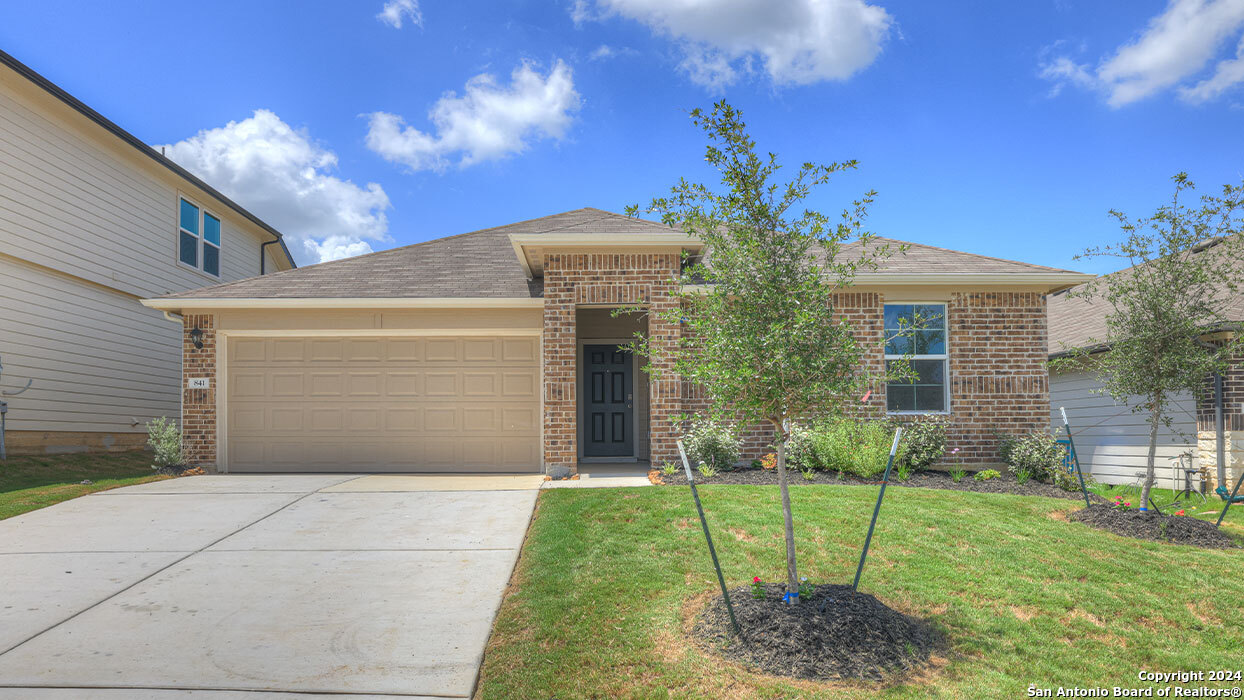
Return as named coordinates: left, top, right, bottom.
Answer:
left=583, top=345, right=633, bottom=457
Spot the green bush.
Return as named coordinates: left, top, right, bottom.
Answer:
left=974, top=469, right=1001, bottom=481
left=146, top=416, right=184, bottom=470
left=900, top=417, right=948, bottom=471
left=682, top=418, right=742, bottom=471
left=998, top=432, right=1077, bottom=488
left=782, top=424, right=818, bottom=470
left=810, top=418, right=904, bottom=478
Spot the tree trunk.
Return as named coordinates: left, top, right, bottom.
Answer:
left=773, top=421, right=800, bottom=601
left=1141, top=393, right=1162, bottom=510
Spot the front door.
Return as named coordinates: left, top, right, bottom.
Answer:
left=583, top=345, right=633, bottom=457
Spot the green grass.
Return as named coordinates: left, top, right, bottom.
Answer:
left=479, top=485, right=1244, bottom=699
left=0, top=451, right=168, bottom=520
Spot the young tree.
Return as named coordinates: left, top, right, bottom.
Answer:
left=1057, top=173, right=1244, bottom=509
left=626, top=102, right=901, bottom=599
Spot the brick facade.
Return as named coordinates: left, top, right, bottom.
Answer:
left=942, top=291, right=1050, bottom=464
left=541, top=252, right=681, bottom=475
left=674, top=289, right=1050, bottom=467
left=181, top=313, right=217, bottom=469
left=175, top=279, right=1050, bottom=474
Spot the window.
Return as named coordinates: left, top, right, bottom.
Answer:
left=177, top=197, right=220, bottom=277
left=884, top=303, right=948, bottom=413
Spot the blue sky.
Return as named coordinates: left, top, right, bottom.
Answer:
left=2, top=1, right=1243, bottom=273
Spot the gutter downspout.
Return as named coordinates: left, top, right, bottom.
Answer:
left=261, top=236, right=281, bottom=275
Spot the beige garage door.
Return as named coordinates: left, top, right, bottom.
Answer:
left=225, top=335, right=540, bottom=472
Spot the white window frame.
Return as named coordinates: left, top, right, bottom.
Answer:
left=176, top=194, right=222, bottom=279
left=883, top=301, right=950, bottom=415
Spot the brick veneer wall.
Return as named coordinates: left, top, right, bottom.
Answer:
left=942, top=291, right=1049, bottom=464
left=542, top=252, right=681, bottom=474
left=181, top=313, right=217, bottom=469
left=676, top=290, right=1050, bottom=467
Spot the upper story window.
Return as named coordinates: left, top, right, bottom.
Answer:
left=178, top=197, right=220, bottom=277
left=884, top=303, right=948, bottom=413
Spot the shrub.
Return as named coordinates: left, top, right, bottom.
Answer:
left=682, top=418, right=741, bottom=471
left=949, top=465, right=967, bottom=483
left=811, top=418, right=903, bottom=478
left=662, top=462, right=679, bottom=476
left=974, top=469, right=1001, bottom=481
left=146, top=416, right=184, bottom=470
left=900, top=417, right=948, bottom=471
left=782, top=424, right=818, bottom=470
left=998, top=431, right=1080, bottom=489
left=697, top=463, right=718, bottom=479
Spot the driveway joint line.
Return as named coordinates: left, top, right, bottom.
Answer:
left=0, top=490, right=316, bottom=658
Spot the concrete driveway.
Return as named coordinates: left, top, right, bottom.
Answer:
left=0, top=474, right=542, bottom=699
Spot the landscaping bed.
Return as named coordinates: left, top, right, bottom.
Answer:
left=1070, top=504, right=1240, bottom=549
left=652, top=466, right=1104, bottom=502
left=694, top=583, right=939, bottom=681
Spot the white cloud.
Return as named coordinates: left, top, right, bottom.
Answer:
left=589, top=44, right=639, bottom=61
left=377, top=0, right=422, bottom=29
left=1180, top=35, right=1244, bottom=102
left=1039, top=0, right=1244, bottom=106
left=365, top=59, right=581, bottom=171
left=159, top=109, right=391, bottom=266
left=574, top=0, right=892, bottom=89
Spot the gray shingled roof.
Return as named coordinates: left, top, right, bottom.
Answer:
left=1048, top=239, right=1244, bottom=356
left=161, top=208, right=672, bottom=299
left=840, top=237, right=1082, bottom=274
left=162, top=208, right=1087, bottom=301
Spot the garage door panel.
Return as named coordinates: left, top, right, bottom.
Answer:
left=227, top=335, right=539, bottom=472
left=502, top=338, right=538, bottom=362
left=309, top=340, right=345, bottom=361
left=424, top=339, right=459, bottom=362
left=271, top=340, right=305, bottom=361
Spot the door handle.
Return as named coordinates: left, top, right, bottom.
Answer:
left=626, top=393, right=633, bottom=409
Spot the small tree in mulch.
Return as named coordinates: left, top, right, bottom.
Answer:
left=1053, top=173, right=1244, bottom=509
left=624, top=101, right=905, bottom=600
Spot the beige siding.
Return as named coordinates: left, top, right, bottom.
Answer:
left=0, top=255, right=180, bottom=432
left=1050, top=365, right=1197, bottom=489
left=0, top=65, right=293, bottom=441
left=0, top=68, right=274, bottom=300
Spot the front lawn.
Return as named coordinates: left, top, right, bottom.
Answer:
left=479, top=485, right=1244, bottom=698
left=0, top=451, right=168, bottom=520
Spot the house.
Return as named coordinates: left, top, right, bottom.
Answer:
left=142, top=208, right=1091, bottom=475
left=1048, top=242, right=1244, bottom=493
left=0, top=50, right=296, bottom=455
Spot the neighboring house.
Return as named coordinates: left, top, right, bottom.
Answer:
left=143, top=208, right=1091, bottom=475
left=1047, top=242, right=1244, bottom=492
left=0, top=50, right=296, bottom=455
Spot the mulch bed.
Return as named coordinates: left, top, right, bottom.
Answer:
left=653, top=466, right=1105, bottom=502
left=1069, top=504, right=1240, bottom=549
left=694, top=583, right=940, bottom=682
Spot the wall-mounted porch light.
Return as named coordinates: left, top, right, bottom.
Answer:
left=189, top=326, right=204, bottom=350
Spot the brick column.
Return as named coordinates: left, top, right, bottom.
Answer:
left=182, top=313, right=217, bottom=470
left=541, top=252, right=681, bottom=476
